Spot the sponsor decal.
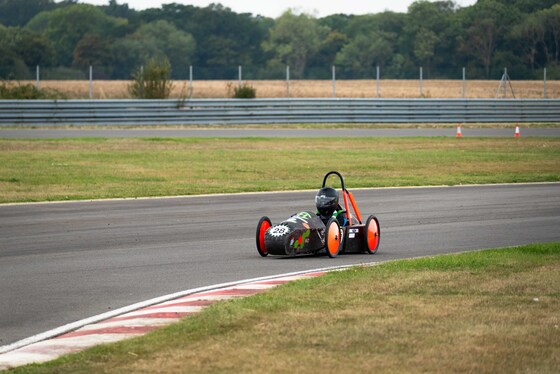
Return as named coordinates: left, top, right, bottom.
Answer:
left=285, top=212, right=312, bottom=225
left=293, top=229, right=311, bottom=250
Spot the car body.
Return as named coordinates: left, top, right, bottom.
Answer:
left=256, top=171, right=380, bottom=258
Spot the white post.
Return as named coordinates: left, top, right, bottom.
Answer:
left=36, top=65, right=40, bottom=90
left=376, top=66, right=380, bottom=98
left=544, top=67, right=547, bottom=99
left=504, top=68, right=507, bottom=98
left=462, top=67, right=466, bottom=98
left=89, top=65, right=93, bottom=99
left=286, top=65, right=290, bottom=98
left=419, top=67, right=423, bottom=97
left=238, top=65, right=242, bottom=86
left=140, top=65, right=144, bottom=98
left=189, top=65, right=193, bottom=97
left=332, top=65, right=336, bottom=98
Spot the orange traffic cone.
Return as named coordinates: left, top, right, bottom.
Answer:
left=456, top=123, right=462, bottom=138
left=514, top=125, right=520, bottom=138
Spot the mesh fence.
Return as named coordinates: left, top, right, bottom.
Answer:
left=2, top=64, right=557, bottom=99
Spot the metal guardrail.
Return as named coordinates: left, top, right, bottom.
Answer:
left=0, top=99, right=559, bottom=126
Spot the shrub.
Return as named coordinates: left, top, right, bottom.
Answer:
left=0, top=81, right=66, bottom=99
left=231, top=82, right=257, bottom=98
left=128, top=58, right=173, bottom=99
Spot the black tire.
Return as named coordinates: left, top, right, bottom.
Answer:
left=364, top=215, right=380, bottom=254
left=256, top=216, right=271, bottom=257
left=325, top=218, right=342, bottom=258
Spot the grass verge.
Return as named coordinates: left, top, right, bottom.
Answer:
left=12, top=242, right=560, bottom=373
left=0, top=137, right=559, bottom=203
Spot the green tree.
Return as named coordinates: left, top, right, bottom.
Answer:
left=319, top=14, right=353, bottom=34
left=463, top=18, right=500, bottom=77
left=459, top=0, right=518, bottom=77
left=102, top=0, right=136, bottom=19
left=335, top=31, right=394, bottom=77
left=497, top=0, right=559, bottom=13
left=511, top=14, right=545, bottom=72
left=111, top=33, right=161, bottom=79
left=188, top=4, right=268, bottom=70
left=336, top=12, right=405, bottom=78
left=542, top=5, right=560, bottom=66
left=137, top=20, right=196, bottom=68
left=25, top=4, right=127, bottom=66
left=413, top=28, right=439, bottom=74
left=344, top=12, right=404, bottom=39
left=0, top=0, right=60, bottom=27
left=0, top=44, right=29, bottom=79
left=0, top=26, right=55, bottom=67
left=113, top=20, right=195, bottom=78
left=263, top=9, right=328, bottom=78
left=138, top=3, right=271, bottom=77
left=401, top=1, right=458, bottom=77
left=72, top=34, right=114, bottom=77
left=311, top=31, right=349, bottom=68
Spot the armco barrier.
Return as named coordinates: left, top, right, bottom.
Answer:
left=0, top=98, right=559, bottom=126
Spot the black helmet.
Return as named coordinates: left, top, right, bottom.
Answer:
left=316, top=187, right=339, bottom=216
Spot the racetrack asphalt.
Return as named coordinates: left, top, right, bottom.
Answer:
left=1, top=183, right=559, bottom=347
left=1, top=127, right=560, bottom=138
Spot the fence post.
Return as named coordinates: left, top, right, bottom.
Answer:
left=462, top=67, right=466, bottom=98
left=376, top=66, right=380, bottom=98
left=89, top=65, right=93, bottom=99
left=238, top=65, right=242, bottom=86
left=504, top=68, right=507, bottom=98
left=36, top=65, right=40, bottom=90
left=189, top=65, right=193, bottom=97
left=419, top=67, right=423, bottom=98
left=286, top=65, right=290, bottom=98
left=544, top=67, right=547, bottom=99
left=332, top=65, right=336, bottom=98
left=140, top=65, right=144, bottom=98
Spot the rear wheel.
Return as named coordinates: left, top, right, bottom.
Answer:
left=364, top=215, right=380, bottom=254
left=325, top=218, right=342, bottom=258
left=256, top=216, right=271, bottom=257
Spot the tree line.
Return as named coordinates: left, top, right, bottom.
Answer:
left=1, top=0, right=559, bottom=80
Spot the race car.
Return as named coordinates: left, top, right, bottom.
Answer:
left=255, top=171, right=380, bottom=258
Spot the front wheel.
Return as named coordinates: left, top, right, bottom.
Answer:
left=256, top=216, right=271, bottom=257
left=364, top=215, right=380, bottom=254
left=325, top=218, right=342, bottom=258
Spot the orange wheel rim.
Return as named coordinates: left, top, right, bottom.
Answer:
left=367, top=219, right=379, bottom=250
left=259, top=221, right=271, bottom=254
left=327, top=224, right=340, bottom=255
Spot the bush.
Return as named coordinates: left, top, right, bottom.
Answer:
left=128, top=58, right=173, bottom=99
left=231, top=82, right=257, bottom=98
left=0, top=81, right=66, bottom=99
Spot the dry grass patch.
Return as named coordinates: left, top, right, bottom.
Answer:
left=20, top=79, right=560, bottom=99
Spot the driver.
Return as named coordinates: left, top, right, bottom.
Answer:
left=315, top=187, right=348, bottom=226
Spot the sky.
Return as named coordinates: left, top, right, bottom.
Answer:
left=73, top=0, right=478, bottom=18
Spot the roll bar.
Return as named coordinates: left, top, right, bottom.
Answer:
left=321, top=171, right=362, bottom=224
left=322, top=171, right=345, bottom=190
